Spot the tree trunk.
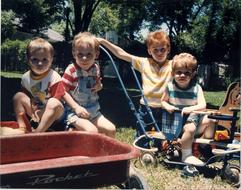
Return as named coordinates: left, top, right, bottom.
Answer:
left=72, top=0, right=83, bottom=34
left=202, top=0, right=217, bottom=65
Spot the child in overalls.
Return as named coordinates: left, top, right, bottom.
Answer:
left=62, top=32, right=116, bottom=138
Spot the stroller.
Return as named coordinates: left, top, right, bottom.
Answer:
left=100, top=46, right=240, bottom=187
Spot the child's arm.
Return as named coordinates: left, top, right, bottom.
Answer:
left=97, top=38, right=133, bottom=63
left=182, top=86, right=206, bottom=114
left=63, top=92, right=90, bottom=119
left=161, top=91, right=178, bottom=113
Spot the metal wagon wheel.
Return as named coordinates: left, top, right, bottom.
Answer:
left=140, top=152, right=158, bottom=167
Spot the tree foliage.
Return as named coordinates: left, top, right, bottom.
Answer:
left=144, top=0, right=240, bottom=75
left=2, top=0, right=64, bottom=33
left=89, top=2, right=120, bottom=36
left=107, top=0, right=148, bottom=40
left=1, top=10, right=16, bottom=42
left=1, top=0, right=240, bottom=78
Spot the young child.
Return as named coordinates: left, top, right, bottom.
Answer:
left=161, top=53, right=215, bottom=165
left=62, top=32, right=116, bottom=138
left=97, top=30, right=172, bottom=132
left=13, top=38, right=65, bottom=133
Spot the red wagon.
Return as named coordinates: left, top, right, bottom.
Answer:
left=0, top=121, right=149, bottom=189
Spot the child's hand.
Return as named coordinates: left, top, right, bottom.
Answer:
left=165, top=105, right=178, bottom=113
left=74, top=106, right=90, bottom=119
left=181, top=107, right=193, bottom=115
left=96, top=37, right=103, bottom=43
left=91, top=80, right=103, bottom=92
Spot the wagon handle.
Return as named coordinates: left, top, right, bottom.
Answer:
left=19, top=112, right=32, bottom=133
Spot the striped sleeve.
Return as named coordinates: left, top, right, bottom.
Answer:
left=62, top=64, right=78, bottom=92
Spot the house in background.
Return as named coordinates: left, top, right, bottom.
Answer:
left=12, top=28, right=64, bottom=42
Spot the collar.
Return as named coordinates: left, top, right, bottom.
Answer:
left=149, top=58, right=169, bottom=68
left=30, top=69, right=50, bottom=80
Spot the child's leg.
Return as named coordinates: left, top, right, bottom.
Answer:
left=180, top=122, right=204, bottom=165
left=93, top=115, right=116, bottom=138
left=13, top=92, right=32, bottom=131
left=34, top=98, right=64, bottom=132
left=195, top=116, right=216, bottom=160
left=197, top=115, right=215, bottom=139
left=73, top=118, right=98, bottom=133
left=180, top=122, right=196, bottom=149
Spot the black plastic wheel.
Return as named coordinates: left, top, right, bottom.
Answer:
left=222, top=164, right=240, bottom=188
left=124, top=166, right=150, bottom=190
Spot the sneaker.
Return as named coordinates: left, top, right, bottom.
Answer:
left=183, top=155, right=204, bottom=166
left=181, top=165, right=199, bottom=177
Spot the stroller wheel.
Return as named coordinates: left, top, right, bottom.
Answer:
left=222, top=164, right=240, bottom=188
left=140, top=152, right=157, bottom=167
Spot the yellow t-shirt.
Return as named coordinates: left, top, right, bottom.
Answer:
left=132, top=56, right=172, bottom=107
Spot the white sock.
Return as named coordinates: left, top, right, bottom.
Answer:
left=182, top=149, right=192, bottom=161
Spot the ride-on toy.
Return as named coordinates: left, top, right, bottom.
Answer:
left=100, top=46, right=240, bottom=187
left=135, top=81, right=240, bottom=188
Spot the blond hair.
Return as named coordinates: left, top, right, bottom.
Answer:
left=26, top=38, right=54, bottom=59
left=72, top=32, right=99, bottom=54
left=146, top=30, right=170, bottom=49
left=172, top=53, right=197, bottom=72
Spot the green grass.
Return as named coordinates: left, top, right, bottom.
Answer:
left=0, top=71, right=23, bottom=78
left=204, top=91, right=226, bottom=108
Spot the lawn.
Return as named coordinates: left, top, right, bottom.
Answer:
left=0, top=71, right=23, bottom=78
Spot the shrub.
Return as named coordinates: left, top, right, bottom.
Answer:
left=1, top=10, right=16, bottom=42
left=1, top=39, right=30, bottom=72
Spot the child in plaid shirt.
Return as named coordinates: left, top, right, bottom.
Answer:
left=161, top=53, right=215, bottom=166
